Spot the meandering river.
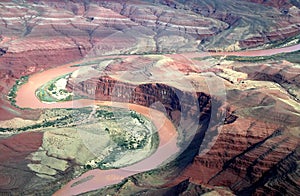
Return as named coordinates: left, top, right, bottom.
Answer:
left=15, top=44, right=300, bottom=195
left=15, top=56, right=179, bottom=196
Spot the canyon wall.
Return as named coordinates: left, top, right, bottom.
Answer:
left=67, top=71, right=299, bottom=195
left=0, top=1, right=299, bottom=195
left=67, top=75, right=215, bottom=143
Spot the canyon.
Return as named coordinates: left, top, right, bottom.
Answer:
left=0, top=0, right=299, bottom=195
left=65, top=54, right=300, bottom=195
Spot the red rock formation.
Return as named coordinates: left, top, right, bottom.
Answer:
left=0, top=132, right=43, bottom=192
left=0, top=0, right=299, bottom=195
left=67, top=75, right=211, bottom=128
left=65, top=47, right=300, bottom=194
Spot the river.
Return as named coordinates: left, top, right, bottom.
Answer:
left=15, top=44, right=300, bottom=195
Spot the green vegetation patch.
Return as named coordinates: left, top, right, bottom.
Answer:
left=82, top=107, right=159, bottom=170
left=0, top=109, right=78, bottom=133
left=264, top=33, right=300, bottom=49
left=7, top=75, right=29, bottom=108
left=222, top=50, right=300, bottom=63
left=104, top=111, right=148, bottom=150
left=36, top=74, right=74, bottom=103
left=1, top=106, right=159, bottom=171
left=194, top=50, right=300, bottom=64
left=71, top=58, right=121, bottom=67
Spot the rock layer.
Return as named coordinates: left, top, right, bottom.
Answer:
left=0, top=132, right=43, bottom=193
left=0, top=0, right=299, bottom=195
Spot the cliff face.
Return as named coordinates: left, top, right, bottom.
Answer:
left=67, top=63, right=299, bottom=195
left=0, top=0, right=299, bottom=80
left=252, top=147, right=300, bottom=196
left=0, top=0, right=300, bottom=195
left=67, top=75, right=213, bottom=131
left=178, top=88, right=300, bottom=195
left=1, top=0, right=299, bottom=118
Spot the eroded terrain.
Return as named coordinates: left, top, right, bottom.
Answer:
left=0, top=0, right=300, bottom=196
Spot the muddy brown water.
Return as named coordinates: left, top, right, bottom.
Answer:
left=15, top=44, right=300, bottom=195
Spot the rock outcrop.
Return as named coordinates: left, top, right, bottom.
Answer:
left=1, top=0, right=299, bottom=115
left=0, top=0, right=299, bottom=195
left=67, top=53, right=300, bottom=195
left=0, top=132, right=43, bottom=193
left=67, top=75, right=213, bottom=137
